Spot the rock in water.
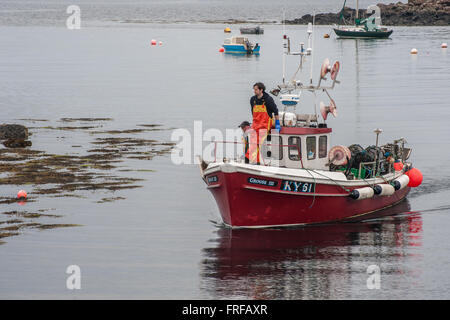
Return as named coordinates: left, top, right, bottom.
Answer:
left=0, top=124, right=29, bottom=140
left=3, top=139, right=32, bottom=148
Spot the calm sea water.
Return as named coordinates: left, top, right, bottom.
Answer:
left=1, top=1, right=450, bottom=299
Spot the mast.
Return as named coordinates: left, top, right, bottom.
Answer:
left=355, top=0, right=359, bottom=20
left=338, top=0, right=347, bottom=26
left=309, top=13, right=315, bottom=85
left=282, top=10, right=286, bottom=84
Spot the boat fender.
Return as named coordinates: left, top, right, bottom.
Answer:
left=349, top=187, right=374, bottom=200
left=373, top=184, right=395, bottom=196
left=391, top=175, right=409, bottom=191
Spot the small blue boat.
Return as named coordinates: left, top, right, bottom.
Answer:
left=222, top=36, right=260, bottom=54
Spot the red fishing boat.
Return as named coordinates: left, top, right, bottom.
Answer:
left=199, top=25, right=422, bottom=228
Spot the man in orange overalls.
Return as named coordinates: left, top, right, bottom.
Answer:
left=246, top=82, right=280, bottom=164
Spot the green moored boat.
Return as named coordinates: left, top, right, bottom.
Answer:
left=333, top=0, right=393, bottom=39
left=333, top=27, right=393, bottom=39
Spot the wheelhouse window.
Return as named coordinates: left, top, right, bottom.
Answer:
left=306, top=136, right=316, bottom=160
left=319, top=136, right=327, bottom=158
left=288, top=136, right=301, bottom=161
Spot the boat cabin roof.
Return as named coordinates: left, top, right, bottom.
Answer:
left=280, top=127, right=332, bottom=135
left=228, top=36, right=249, bottom=44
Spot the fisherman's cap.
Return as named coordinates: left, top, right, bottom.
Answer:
left=238, top=121, right=251, bottom=128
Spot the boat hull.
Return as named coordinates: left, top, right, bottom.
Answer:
left=333, top=28, right=393, bottom=39
left=222, top=45, right=260, bottom=54
left=205, top=169, right=410, bottom=228
left=240, top=28, right=264, bottom=35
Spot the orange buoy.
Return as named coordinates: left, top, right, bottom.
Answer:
left=442, top=43, right=448, bottom=48
left=410, top=48, right=418, bottom=54
left=405, top=168, right=423, bottom=187
left=393, top=162, right=404, bottom=171
left=151, top=39, right=157, bottom=46
left=324, top=33, right=330, bottom=38
left=17, top=190, right=27, bottom=199
left=219, top=47, right=225, bottom=52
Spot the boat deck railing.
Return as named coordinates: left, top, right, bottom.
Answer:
left=211, top=140, right=304, bottom=168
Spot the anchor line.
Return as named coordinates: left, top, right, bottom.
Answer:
left=304, top=167, right=317, bottom=208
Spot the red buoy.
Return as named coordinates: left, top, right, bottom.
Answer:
left=405, top=168, right=423, bottom=187
left=219, top=47, right=224, bottom=53
left=17, top=190, right=27, bottom=199
left=393, top=162, right=404, bottom=171
left=151, top=39, right=157, bottom=46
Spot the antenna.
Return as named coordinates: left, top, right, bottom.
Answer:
left=309, top=12, right=315, bottom=85
left=282, top=10, right=286, bottom=84
left=307, top=23, right=313, bottom=49
left=271, top=15, right=341, bottom=121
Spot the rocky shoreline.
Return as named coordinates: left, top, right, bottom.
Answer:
left=285, top=0, right=450, bottom=26
left=0, top=119, right=175, bottom=242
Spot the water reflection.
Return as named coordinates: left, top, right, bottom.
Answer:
left=201, top=200, right=423, bottom=299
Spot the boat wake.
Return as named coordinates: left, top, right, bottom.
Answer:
left=407, top=176, right=450, bottom=198
left=361, top=204, right=450, bottom=222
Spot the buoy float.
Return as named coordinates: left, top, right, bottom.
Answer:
left=224, top=27, right=231, bottom=33
left=151, top=39, right=157, bottom=46
left=219, top=47, right=224, bottom=53
left=405, top=168, right=423, bottom=187
left=324, top=33, right=330, bottom=38
left=410, top=48, right=418, bottom=54
left=393, top=162, right=404, bottom=171
left=17, top=190, right=27, bottom=199
left=159, top=41, right=163, bottom=46
left=441, top=43, right=448, bottom=48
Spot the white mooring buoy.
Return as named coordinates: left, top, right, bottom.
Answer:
left=410, top=48, right=418, bottom=54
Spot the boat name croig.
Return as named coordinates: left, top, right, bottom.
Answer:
left=281, top=180, right=315, bottom=193
left=247, top=177, right=278, bottom=187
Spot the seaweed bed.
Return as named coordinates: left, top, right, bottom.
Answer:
left=0, top=118, right=175, bottom=242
